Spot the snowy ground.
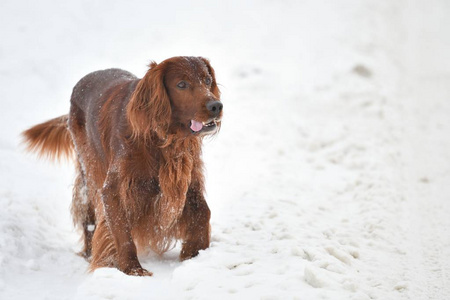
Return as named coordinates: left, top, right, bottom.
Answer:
left=1, top=0, right=450, bottom=299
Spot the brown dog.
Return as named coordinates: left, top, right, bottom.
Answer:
left=22, top=56, right=223, bottom=276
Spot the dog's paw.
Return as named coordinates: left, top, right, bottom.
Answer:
left=180, top=247, right=201, bottom=261
left=124, top=266, right=153, bottom=277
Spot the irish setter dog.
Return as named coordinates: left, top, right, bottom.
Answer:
left=22, top=56, right=223, bottom=276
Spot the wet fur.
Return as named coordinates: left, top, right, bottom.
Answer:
left=22, top=57, right=222, bottom=276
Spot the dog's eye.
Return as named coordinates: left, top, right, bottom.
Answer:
left=205, top=77, right=212, bottom=86
left=177, top=81, right=188, bottom=89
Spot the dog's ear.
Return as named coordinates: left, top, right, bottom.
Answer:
left=200, top=57, right=221, bottom=98
left=127, top=61, right=172, bottom=141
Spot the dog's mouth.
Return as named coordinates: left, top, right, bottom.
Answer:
left=190, top=119, right=218, bottom=134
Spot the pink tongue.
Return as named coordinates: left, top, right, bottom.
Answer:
left=190, top=120, right=203, bottom=132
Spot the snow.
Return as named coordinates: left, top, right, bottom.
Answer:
left=1, top=0, right=450, bottom=299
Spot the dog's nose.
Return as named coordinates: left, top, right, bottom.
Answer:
left=206, top=101, right=223, bottom=115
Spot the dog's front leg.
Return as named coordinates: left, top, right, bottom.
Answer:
left=178, top=185, right=211, bottom=260
left=101, top=169, right=152, bottom=276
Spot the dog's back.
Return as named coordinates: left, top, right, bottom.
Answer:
left=69, top=69, right=139, bottom=172
left=70, top=68, right=137, bottom=113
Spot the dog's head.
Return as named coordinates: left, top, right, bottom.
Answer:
left=128, top=56, right=222, bottom=141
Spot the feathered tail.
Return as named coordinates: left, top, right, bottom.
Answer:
left=22, top=115, right=74, bottom=160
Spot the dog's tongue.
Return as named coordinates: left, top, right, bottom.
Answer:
left=190, top=120, right=203, bottom=132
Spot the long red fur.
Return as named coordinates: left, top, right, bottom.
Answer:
left=22, top=115, right=73, bottom=161
left=22, top=57, right=222, bottom=276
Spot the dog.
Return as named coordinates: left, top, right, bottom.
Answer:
left=22, top=56, right=223, bottom=276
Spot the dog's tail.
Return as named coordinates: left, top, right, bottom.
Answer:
left=22, top=115, right=74, bottom=161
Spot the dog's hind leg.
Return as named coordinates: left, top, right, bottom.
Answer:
left=71, top=159, right=96, bottom=259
